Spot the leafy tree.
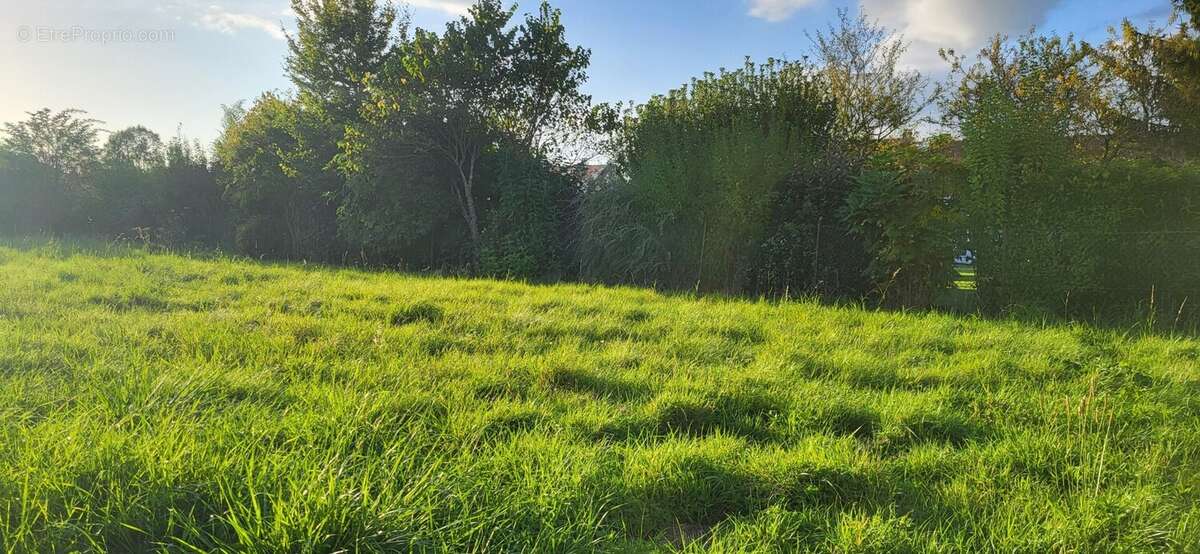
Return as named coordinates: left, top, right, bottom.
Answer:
left=337, top=121, right=464, bottom=267
left=0, top=109, right=101, bottom=233
left=90, top=127, right=166, bottom=236
left=809, top=9, right=931, bottom=156
left=939, top=33, right=1103, bottom=142
left=86, top=126, right=170, bottom=237
left=286, top=0, right=398, bottom=122
left=2, top=109, right=101, bottom=179
left=1094, top=6, right=1200, bottom=160
left=216, top=93, right=339, bottom=259
left=102, top=126, right=165, bottom=171
left=508, top=2, right=592, bottom=153
left=953, top=25, right=1200, bottom=318
left=343, top=0, right=591, bottom=265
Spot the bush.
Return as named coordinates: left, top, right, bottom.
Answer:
left=582, top=59, right=839, bottom=293
left=216, top=93, right=342, bottom=261
left=961, top=86, right=1088, bottom=312
left=0, top=150, right=73, bottom=235
left=963, top=84, right=1200, bottom=322
left=1078, top=160, right=1200, bottom=321
left=336, top=138, right=464, bottom=269
left=480, top=145, right=577, bottom=280
left=745, top=149, right=871, bottom=298
left=844, top=135, right=966, bottom=307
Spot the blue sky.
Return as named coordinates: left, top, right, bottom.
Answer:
left=0, top=0, right=1174, bottom=145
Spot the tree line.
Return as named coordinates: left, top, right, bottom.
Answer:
left=2, top=0, right=1199, bottom=322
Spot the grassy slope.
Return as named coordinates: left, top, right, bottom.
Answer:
left=1, top=240, right=1198, bottom=553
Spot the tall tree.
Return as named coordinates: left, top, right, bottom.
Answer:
left=92, top=126, right=165, bottom=235
left=1, top=109, right=102, bottom=233
left=102, top=126, right=165, bottom=171
left=809, top=9, right=929, bottom=156
left=345, top=0, right=591, bottom=262
left=2, top=109, right=101, bottom=180
left=509, top=1, right=592, bottom=153
left=286, top=0, right=398, bottom=121
left=939, top=33, right=1105, bottom=146
left=274, top=0, right=402, bottom=259
left=1094, top=5, right=1200, bottom=160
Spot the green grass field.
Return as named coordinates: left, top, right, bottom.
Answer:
left=952, top=265, right=976, bottom=292
left=1, top=240, right=1198, bottom=552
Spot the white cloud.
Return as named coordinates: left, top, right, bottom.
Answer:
left=748, top=0, right=821, bottom=23
left=198, top=4, right=286, bottom=40
left=407, top=0, right=473, bottom=17
left=861, top=0, right=1063, bottom=69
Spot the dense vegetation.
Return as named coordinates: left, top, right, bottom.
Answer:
left=1, top=241, right=1198, bottom=552
left=2, top=0, right=1199, bottom=324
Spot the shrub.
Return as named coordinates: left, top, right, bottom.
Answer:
left=963, top=84, right=1200, bottom=322
left=582, top=59, right=840, bottom=293
left=961, top=86, right=1090, bottom=312
left=844, top=135, right=966, bottom=307
left=0, top=150, right=71, bottom=235
left=216, top=93, right=342, bottom=261
left=480, top=145, right=577, bottom=280
left=745, top=148, right=871, bottom=298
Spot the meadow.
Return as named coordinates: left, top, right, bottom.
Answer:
left=1, top=239, right=1198, bottom=552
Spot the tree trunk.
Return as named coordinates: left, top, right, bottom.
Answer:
left=454, top=153, right=482, bottom=262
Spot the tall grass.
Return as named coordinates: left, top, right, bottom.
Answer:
left=0, top=239, right=1198, bottom=552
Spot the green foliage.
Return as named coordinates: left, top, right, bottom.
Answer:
left=1094, top=17, right=1200, bottom=161
left=286, top=0, right=398, bottom=122
left=1, top=108, right=101, bottom=180
left=809, top=9, right=931, bottom=155
left=0, top=109, right=102, bottom=234
left=479, top=144, right=575, bottom=280
left=583, top=59, right=840, bottom=293
left=342, top=0, right=590, bottom=267
left=845, top=135, right=966, bottom=307
left=88, top=127, right=166, bottom=238
left=216, top=93, right=341, bottom=260
left=746, top=149, right=871, bottom=298
left=3, top=3, right=1200, bottom=325
left=961, top=84, right=1091, bottom=312
left=158, top=136, right=227, bottom=246
left=959, top=29, right=1200, bottom=321
left=88, top=156, right=160, bottom=237
left=940, top=32, right=1102, bottom=139
left=2, top=241, right=1199, bottom=551
left=101, top=126, right=164, bottom=171
left=335, top=130, right=464, bottom=267
left=0, top=149, right=68, bottom=235
left=1080, top=160, right=1200, bottom=320
left=282, top=0, right=396, bottom=260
